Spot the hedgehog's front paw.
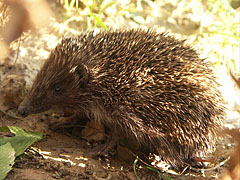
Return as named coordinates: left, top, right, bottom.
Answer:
left=87, top=130, right=122, bottom=158
left=86, top=143, right=113, bottom=158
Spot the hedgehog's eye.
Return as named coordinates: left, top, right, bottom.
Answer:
left=54, top=85, right=61, bottom=92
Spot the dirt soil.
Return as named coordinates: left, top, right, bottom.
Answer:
left=0, top=0, right=239, bottom=180
left=0, top=98, right=236, bottom=180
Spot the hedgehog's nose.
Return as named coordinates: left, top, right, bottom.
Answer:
left=18, top=106, right=29, bottom=117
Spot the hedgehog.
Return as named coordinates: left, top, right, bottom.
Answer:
left=18, top=29, right=225, bottom=166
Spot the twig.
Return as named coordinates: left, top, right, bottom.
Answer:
left=0, top=108, right=19, bottom=119
left=230, top=71, right=240, bottom=89
left=190, top=156, right=231, bottom=172
left=14, top=36, right=22, bottom=65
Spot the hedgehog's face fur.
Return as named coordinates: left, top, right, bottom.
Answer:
left=18, top=39, right=91, bottom=117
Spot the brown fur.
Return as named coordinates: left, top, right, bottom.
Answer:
left=18, top=29, right=225, bottom=166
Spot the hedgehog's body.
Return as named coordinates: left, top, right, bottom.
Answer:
left=18, top=29, right=225, bottom=166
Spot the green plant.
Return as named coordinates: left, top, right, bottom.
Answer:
left=0, top=126, right=42, bottom=179
left=199, top=0, right=240, bottom=72
left=63, top=0, right=112, bottom=31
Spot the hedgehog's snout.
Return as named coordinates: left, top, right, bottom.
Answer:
left=18, top=105, right=30, bottom=117
left=18, top=98, right=31, bottom=117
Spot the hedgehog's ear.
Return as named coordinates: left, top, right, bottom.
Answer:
left=74, top=65, right=90, bottom=87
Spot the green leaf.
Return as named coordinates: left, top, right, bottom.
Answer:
left=133, top=156, right=141, bottom=180
left=0, top=143, right=15, bottom=180
left=91, top=14, right=108, bottom=31
left=0, top=126, right=42, bottom=157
